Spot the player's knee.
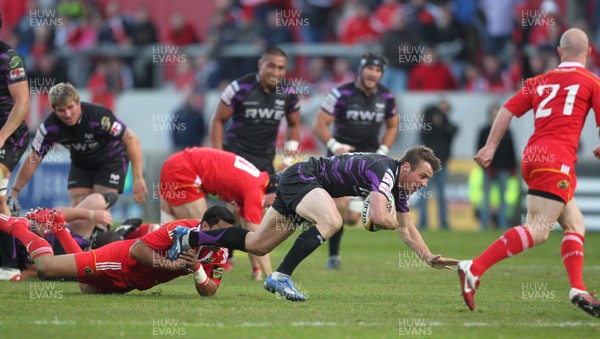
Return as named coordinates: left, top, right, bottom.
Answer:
left=251, top=243, right=272, bottom=256
left=324, top=213, right=344, bottom=230
left=36, top=263, right=55, bottom=280
left=531, top=229, right=550, bottom=245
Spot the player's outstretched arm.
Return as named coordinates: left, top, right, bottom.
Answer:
left=395, top=212, right=458, bottom=270
left=178, top=250, right=220, bottom=297
left=130, top=239, right=194, bottom=271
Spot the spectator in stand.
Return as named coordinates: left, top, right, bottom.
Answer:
left=462, top=63, right=487, bottom=92
left=479, top=0, right=521, bottom=56
left=381, top=9, right=421, bottom=93
left=295, top=0, right=335, bottom=42
left=167, top=11, right=198, bottom=46
left=403, top=0, right=438, bottom=44
left=130, top=6, right=157, bottom=46
left=339, top=1, right=380, bottom=44
left=263, top=9, right=294, bottom=46
left=304, top=57, right=333, bottom=94
left=435, top=3, right=468, bottom=81
left=481, top=54, right=512, bottom=93
left=372, top=0, right=403, bottom=34
left=87, top=58, right=133, bottom=112
left=98, top=0, right=132, bottom=46
left=408, top=47, right=458, bottom=91
left=206, top=3, right=242, bottom=89
left=13, top=0, right=37, bottom=56
left=331, top=58, right=355, bottom=87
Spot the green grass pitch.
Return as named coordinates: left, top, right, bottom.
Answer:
left=1, top=227, right=599, bottom=338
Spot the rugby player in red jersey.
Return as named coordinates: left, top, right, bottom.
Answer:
left=460, top=28, right=600, bottom=317
left=0, top=205, right=234, bottom=296
left=159, top=147, right=279, bottom=280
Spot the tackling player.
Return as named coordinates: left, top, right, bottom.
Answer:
left=9, top=82, right=148, bottom=208
left=169, top=146, right=459, bottom=301
left=312, top=52, right=398, bottom=269
left=460, top=28, right=600, bottom=317
left=1, top=205, right=233, bottom=296
left=159, top=147, right=279, bottom=280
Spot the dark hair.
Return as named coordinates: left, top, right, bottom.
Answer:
left=202, top=205, right=235, bottom=227
left=261, top=46, right=287, bottom=60
left=91, top=231, right=122, bottom=249
left=358, top=52, right=388, bottom=72
left=399, top=145, right=442, bottom=173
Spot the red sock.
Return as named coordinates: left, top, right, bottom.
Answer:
left=9, top=218, right=54, bottom=259
left=561, top=232, right=586, bottom=291
left=471, top=225, right=533, bottom=277
left=54, top=229, right=83, bottom=254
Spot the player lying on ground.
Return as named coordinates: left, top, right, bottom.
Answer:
left=169, top=146, right=459, bottom=301
left=460, top=28, right=600, bottom=318
left=1, top=205, right=234, bottom=296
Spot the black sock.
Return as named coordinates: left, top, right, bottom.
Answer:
left=189, top=227, right=248, bottom=252
left=328, top=226, right=343, bottom=257
left=277, top=226, right=325, bottom=276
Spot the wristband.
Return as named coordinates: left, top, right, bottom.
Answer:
left=326, top=138, right=343, bottom=153
left=194, top=263, right=209, bottom=286
left=282, top=156, right=294, bottom=166
left=376, top=145, right=389, bottom=156
left=284, top=140, right=299, bottom=153
left=88, top=210, right=95, bottom=222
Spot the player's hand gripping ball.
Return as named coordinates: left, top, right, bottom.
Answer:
left=361, top=194, right=395, bottom=232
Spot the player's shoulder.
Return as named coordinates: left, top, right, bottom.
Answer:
left=234, top=73, right=258, bottom=88
left=333, top=81, right=357, bottom=96
left=81, top=101, right=113, bottom=116
left=0, top=40, right=16, bottom=57
left=40, top=112, right=61, bottom=131
left=376, top=83, right=396, bottom=100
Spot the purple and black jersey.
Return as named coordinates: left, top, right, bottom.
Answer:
left=32, top=102, right=128, bottom=169
left=0, top=40, right=27, bottom=117
left=321, top=82, right=396, bottom=152
left=221, top=73, right=300, bottom=160
left=303, top=153, right=409, bottom=213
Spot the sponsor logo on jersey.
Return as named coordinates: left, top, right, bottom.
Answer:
left=375, top=102, right=385, bottom=110
left=346, top=110, right=385, bottom=122
left=244, top=108, right=286, bottom=120
left=9, top=55, right=23, bottom=69
left=109, top=121, right=123, bottom=137
left=101, top=116, right=111, bottom=131
left=84, top=133, right=94, bottom=140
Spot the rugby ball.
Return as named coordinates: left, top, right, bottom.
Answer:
left=361, top=194, right=395, bottom=232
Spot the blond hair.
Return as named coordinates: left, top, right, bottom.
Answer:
left=48, top=82, right=80, bottom=109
